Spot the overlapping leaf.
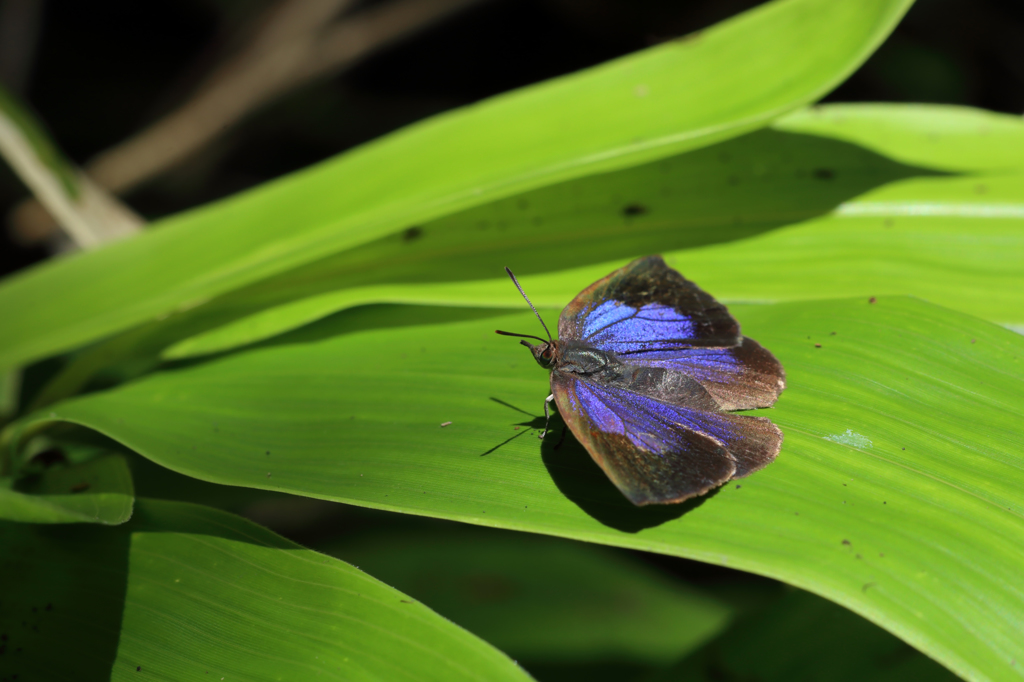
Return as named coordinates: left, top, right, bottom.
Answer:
left=0, top=0, right=913, bottom=372
left=0, top=499, right=531, bottom=682
left=159, top=104, right=1024, bottom=360
left=13, top=296, right=1024, bottom=682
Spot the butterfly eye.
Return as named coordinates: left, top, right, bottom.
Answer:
left=541, top=349, right=552, bottom=360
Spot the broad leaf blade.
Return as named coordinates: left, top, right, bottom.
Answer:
left=159, top=106, right=1024, bottom=360
left=0, top=499, right=532, bottom=682
left=775, top=103, right=1024, bottom=173
left=0, top=0, right=914, bottom=372
left=17, top=297, right=1024, bottom=682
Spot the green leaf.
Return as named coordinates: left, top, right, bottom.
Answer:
left=0, top=0, right=914, bottom=372
left=158, top=104, right=1024, bottom=361
left=159, top=124, right=941, bottom=359
left=0, top=453, right=133, bottom=525
left=322, top=529, right=732, bottom=666
left=775, top=103, right=1024, bottom=173
left=15, top=297, right=1024, bottom=682
left=0, top=367, right=18, bottom=419
left=0, top=499, right=532, bottom=682
left=647, top=589, right=959, bottom=682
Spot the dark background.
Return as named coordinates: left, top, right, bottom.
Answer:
left=1, top=0, right=1022, bottom=278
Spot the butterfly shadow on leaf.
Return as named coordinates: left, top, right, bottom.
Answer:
left=485, top=397, right=710, bottom=532
left=539, top=412, right=714, bottom=533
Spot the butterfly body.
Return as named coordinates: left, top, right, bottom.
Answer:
left=501, top=255, right=785, bottom=507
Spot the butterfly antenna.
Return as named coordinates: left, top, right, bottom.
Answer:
left=504, top=266, right=553, bottom=342
left=494, top=330, right=548, bottom=343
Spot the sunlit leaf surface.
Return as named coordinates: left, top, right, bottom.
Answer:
left=17, top=296, right=1024, bottom=682
left=0, top=0, right=913, bottom=371
left=159, top=105, right=1024, bottom=360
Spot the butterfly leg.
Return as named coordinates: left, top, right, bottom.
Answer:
left=538, top=393, right=555, bottom=439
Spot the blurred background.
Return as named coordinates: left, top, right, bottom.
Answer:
left=1, top=0, right=1022, bottom=276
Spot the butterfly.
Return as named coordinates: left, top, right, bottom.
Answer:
left=497, top=255, right=785, bottom=506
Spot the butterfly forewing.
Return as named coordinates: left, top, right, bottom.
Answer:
left=559, top=255, right=741, bottom=349
left=557, top=255, right=784, bottom=410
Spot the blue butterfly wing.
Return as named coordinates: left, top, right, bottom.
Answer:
left=558, top=255, right=784, bottom=410
left=552, top=371, right=783, bottom=506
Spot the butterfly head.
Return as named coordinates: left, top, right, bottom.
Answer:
left=497, top=266, right=559, bottom=369
left=522, top=339, right=558, bottom=369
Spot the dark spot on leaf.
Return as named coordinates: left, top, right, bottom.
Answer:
left=813, top=168, right=835, bottom=180
left=70, top=482, right=90, bottom=493
left=830, top=331, right=836, bottom=335
left=400, top=600, right=413, bottom=604
left=735, top=484, right=741, bottom=489
left=622, top=203, right=647, bottom=217
left=869, top=297, right=877, bottom=304
left=402, top=226, right=423, bottom=242
left=971, top=339, right=976, bottom=344
left=815, top=343, right=822, bottom=348
left=862, top=582, right=876, bottom=592
left=137, top=666, right=141, bottom=672
left=842, top=539, right=851, bottom=545
left=45, top=604, right=51, bottom=611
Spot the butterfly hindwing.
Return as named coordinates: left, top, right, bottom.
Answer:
left=551, top=371, right=782, bottom=506
left=625, top=337, right=785, bottom=411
